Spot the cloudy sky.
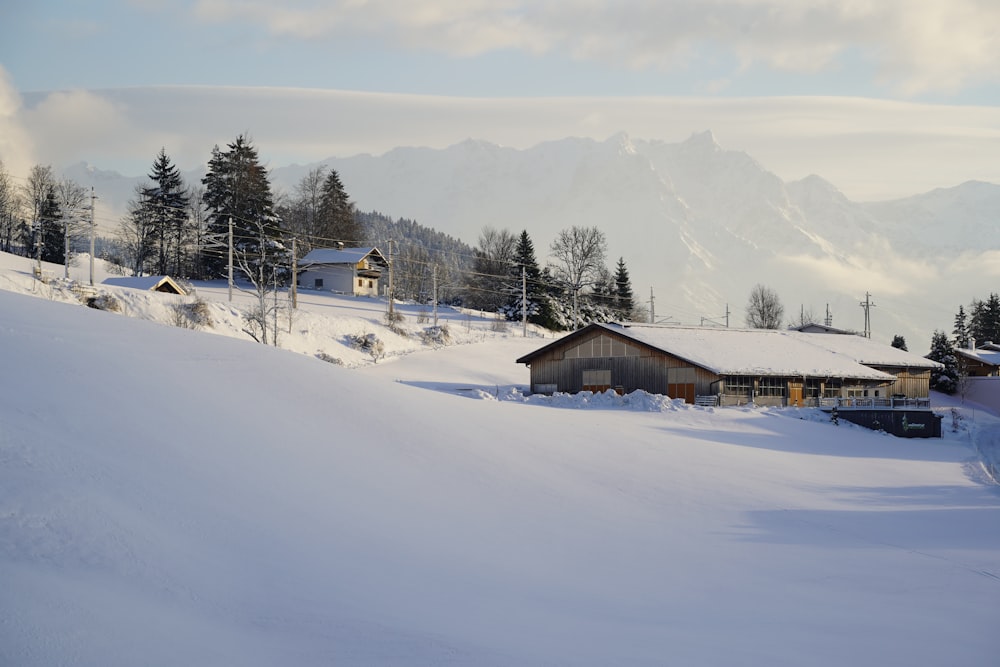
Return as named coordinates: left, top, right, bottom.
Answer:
left=2, top=0, right=1000, bottom=200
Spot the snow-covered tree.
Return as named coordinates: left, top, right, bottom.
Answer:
left=927, top=330, right=959, bottom=394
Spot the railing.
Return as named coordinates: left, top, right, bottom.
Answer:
left=808, top=397, right=931, bottom=410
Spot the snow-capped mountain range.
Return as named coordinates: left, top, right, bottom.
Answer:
left=65, top=131, right=1000, bottom=353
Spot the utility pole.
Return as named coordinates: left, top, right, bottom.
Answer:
left=825, top=303, right=832, bottom=327
left=522, top=265, right=527, bottom=337
left=89, top=188, right=96, bottom=286
left=859, top=292, right=875, bottom=338
left=649, top=287, right=655, bottom=324
left=290, top=236, right=298, bottom=309
left=227, top=215, right=233, bottom=303
left=63, top=216, right=70, bottom=280
left=432, top=265, right=438, bottom=327
left=387, top=239, right=395, bottom=318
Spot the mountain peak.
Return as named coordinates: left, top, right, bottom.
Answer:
left=680, top=130, right=720, bottom=152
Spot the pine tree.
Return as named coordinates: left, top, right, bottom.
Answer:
left=141, top=148, right=189, bottom=276
left=953, top=304, right=970, bottom=349
left=927, top=330, right=959, bottom=394
left=613, top=257, right=634, bottom=320
left=890, top=334, right=907, bottom=351
left=969, top=294, right=1000, bottom=346
left=317, top=169, right=362, bottom=245
left=38, top=188, right=64, bottom=264
left=201, top=134, right=282, bottom=280
left=986, top=293, right=1000, bottom=344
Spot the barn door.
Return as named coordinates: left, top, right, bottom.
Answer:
left=582, top=369, right=612, bottom=393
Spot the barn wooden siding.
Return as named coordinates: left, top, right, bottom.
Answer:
left=872, top=367, right=932, bottom=398
left=526, top=329, right=718, bottom=399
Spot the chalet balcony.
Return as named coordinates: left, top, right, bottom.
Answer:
left=808, top=397, right=931, bottom=410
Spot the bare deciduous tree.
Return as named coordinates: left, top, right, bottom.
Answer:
left=549, top=225, right=607, bottom=328
left=745, top=283, right=784, bottom=329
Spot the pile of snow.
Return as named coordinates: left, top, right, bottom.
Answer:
left=1, top=251, right=999, bottom=666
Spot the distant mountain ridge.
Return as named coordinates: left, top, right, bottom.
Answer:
left=62, top=132, right=1000, bottom=352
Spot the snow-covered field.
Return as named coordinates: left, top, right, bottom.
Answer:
left=1, top=251, right=999, bottom=666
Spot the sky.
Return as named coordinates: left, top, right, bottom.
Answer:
left=2, top=0, right=1000, bottom=200
left=2, top=247, right=999, bottom=665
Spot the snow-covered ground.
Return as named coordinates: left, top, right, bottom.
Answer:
left=1, top=251, right=999, bottom=666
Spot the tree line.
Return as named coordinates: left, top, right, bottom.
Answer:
left=1, top=134, right=641, bottom=332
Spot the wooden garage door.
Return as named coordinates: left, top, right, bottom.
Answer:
left=667, top=367, right=697, bottom=404
left=582, top=369, right=612, bottom=393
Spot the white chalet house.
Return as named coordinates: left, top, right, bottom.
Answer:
left=297, top=247, right=388, bottom=297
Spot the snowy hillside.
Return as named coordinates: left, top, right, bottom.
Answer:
left=1, top=251, right=999, bottom=666
left=64, top=132, right=1000, bottom=368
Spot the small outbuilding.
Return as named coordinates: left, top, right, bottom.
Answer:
left=297, top=246, right=388, bottom=297
left=103, top=275, right=188, bottom=295
left=955, top=342, right=1000, bottom=377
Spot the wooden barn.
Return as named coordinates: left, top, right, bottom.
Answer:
left=516, top=323, right=940, bottom=408
left=297, top=247, right=388, bottom=297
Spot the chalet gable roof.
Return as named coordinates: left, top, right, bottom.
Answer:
left=298, top=247, right=387, bottom=268
left=517, top=322, right=941, bottom=380
left=956, top=346, right=1000, bottom=367
left=102, top=275, right=188, bottom=295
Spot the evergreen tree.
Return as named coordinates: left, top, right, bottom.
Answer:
left=201, top=134, right=283, bottom=280
left=890, top=334, right=907, bottom=351
left=613, top=257, right=634, bottom=320
left=141, top=148, right=190, bottom=276
left=317, top=168, right=362, bottom=245
left=927, top=330, right=959, bottom=394
left=507, top=229, right=566, bottom=329
left=38, top=188, right=64, bottom=264
left=953, top=304, right=970, bottom=349
left=969, top=294, right=1000, bottom=346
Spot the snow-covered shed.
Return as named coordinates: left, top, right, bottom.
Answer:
left=297, top=247, right=388, bottom=297
left=955, top=342, right=1000, bottom=377
left=103, top=275, right=188, bottom=295
left=516, top=322, right=942, bottom=407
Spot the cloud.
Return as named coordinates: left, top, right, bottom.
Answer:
left=190, top=0, right=1000, bottom=96
left=0, top=66, right=35, bottom=177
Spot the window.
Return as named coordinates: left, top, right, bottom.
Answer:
left=724, top=376, right=753, bottom=396
left=358, top=279, right=363, bottom=287
left=368, top=280, right=374, bottom=288
left=758, top=377, right=786, bottom=397
left=804, top=379, right=823, bottom=398
left=824, top=380, right=842, bottom=398
left=314, top=278, right=324, bottom=288
left=563, top=335, right=641, bottom=359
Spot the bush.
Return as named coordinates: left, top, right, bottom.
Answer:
left=172, top=298, right=214, bottom=330
left=316, top=351, right=343, bottom=365
left=86, top=293, right=122, bottom=312
left=420, top=324, right=451, bottom=347
left=350, top=332, right=385, bottom=363
left=384, top=310, right=407, bottom=336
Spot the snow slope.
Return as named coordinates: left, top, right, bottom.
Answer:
left=1, top=254, right=999, bottom=666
